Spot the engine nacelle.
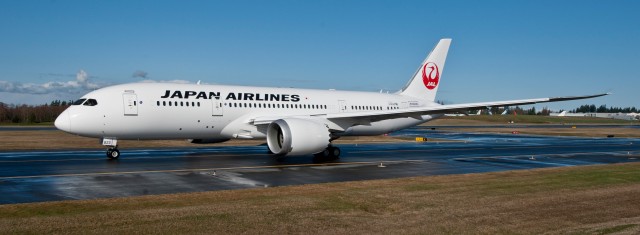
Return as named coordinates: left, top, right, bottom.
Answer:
left=187, top=138, right=230, bottom=144
left=267, top=118, right=331, bottom=156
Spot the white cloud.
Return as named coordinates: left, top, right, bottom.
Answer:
left=0, top=70, right=102, bottom=95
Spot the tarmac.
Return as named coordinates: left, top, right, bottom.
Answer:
left=1, top=127, right=639, bottom=204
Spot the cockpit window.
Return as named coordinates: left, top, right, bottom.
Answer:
left=72, top=99, right=87, bottom=105
left=83, top=99, right=98, bottom=106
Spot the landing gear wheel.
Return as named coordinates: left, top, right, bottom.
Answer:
left=313, top=146, right=341, bottom=162
left=330, top=146, right=341, bottom=159
left=107, top=148, right=120, bottom=160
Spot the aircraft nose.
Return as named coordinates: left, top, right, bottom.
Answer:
left=54, top=110, right=71, bottom=132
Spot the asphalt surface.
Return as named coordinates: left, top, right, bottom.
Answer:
left=1, top=127, right=639, bottom=204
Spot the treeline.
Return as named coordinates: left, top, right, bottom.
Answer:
left=0, top=100, right=71, bottom=124
left=570, top=104, right=638, bottom=113
left=474, top=106, right=551, bottom=116
left=471, top=104, right=638, bottom=116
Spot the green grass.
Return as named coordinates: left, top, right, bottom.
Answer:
left=594, top=224, right=638, bottom=235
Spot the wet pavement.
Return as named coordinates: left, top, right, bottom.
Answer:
left=1, top=127, right=639, bottom=204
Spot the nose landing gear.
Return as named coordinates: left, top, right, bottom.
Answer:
left=101, top=137, right=120, bottom=160
left=106, top=147, right=120, bottom=160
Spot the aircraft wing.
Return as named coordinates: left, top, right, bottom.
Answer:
left=251, top=93, right=608, bottom=126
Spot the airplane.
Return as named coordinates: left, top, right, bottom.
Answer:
left=54, top=38, right=607, bottom=160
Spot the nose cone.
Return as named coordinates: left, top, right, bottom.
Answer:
left=54, top=110, right=71, bottom=132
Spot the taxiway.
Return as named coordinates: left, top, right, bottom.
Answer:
left=1, top=127, right=639, bottom=204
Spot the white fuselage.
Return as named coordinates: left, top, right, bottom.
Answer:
left=56, top=83, right=441, bottom=141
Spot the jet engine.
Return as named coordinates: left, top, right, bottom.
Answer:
left=267, top=118, right=331, bottom=156
left=188, top=138, right=230, bottom=144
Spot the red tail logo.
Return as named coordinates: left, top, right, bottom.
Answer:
left=422, top=62, right=439, bottom=90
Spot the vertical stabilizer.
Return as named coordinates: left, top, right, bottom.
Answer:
left=399, top=38, right=451, bottom=101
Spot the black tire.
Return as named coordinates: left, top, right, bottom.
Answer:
left=313, top=146, right=340, bottom=162
left=107, top=149, right=120, bottom=159
left=331, top=147, right=341, bottom=159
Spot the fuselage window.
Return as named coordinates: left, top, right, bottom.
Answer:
left=169, top=101, right=172, bottom=106
left=186, top=102, right=189, bottom=107
left=197, top=102, right=201, bottom=107
left=157, top=101, right=160, bottom=106
left=174, top=101, right=178, bottom=106
left=163, top=101, right=166, bottom=106
left=180, top=101, right=184, bottom=107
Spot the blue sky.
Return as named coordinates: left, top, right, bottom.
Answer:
left=1, top=0, right=638, bottom=111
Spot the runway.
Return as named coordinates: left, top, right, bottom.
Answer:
left=1, top=127, right=640, bottom=204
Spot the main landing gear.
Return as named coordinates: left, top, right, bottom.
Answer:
left=313, top=145, right=341, bottom=162
left=106, top=147, right=120, bottom=160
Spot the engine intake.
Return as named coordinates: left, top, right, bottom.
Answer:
left=267, top=118, right=331, bottom=156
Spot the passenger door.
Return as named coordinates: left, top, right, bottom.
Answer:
left=123, top=92, right=138, bottom=116
left=212, top=98, right=223, bottom=116
left=338, top=100, right=347, bottom=112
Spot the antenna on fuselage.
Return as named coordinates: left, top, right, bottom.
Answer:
left=197, top=80, right=201, bottom=85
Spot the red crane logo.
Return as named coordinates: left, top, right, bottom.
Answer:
left=422, top=62, right=439, bottom=90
